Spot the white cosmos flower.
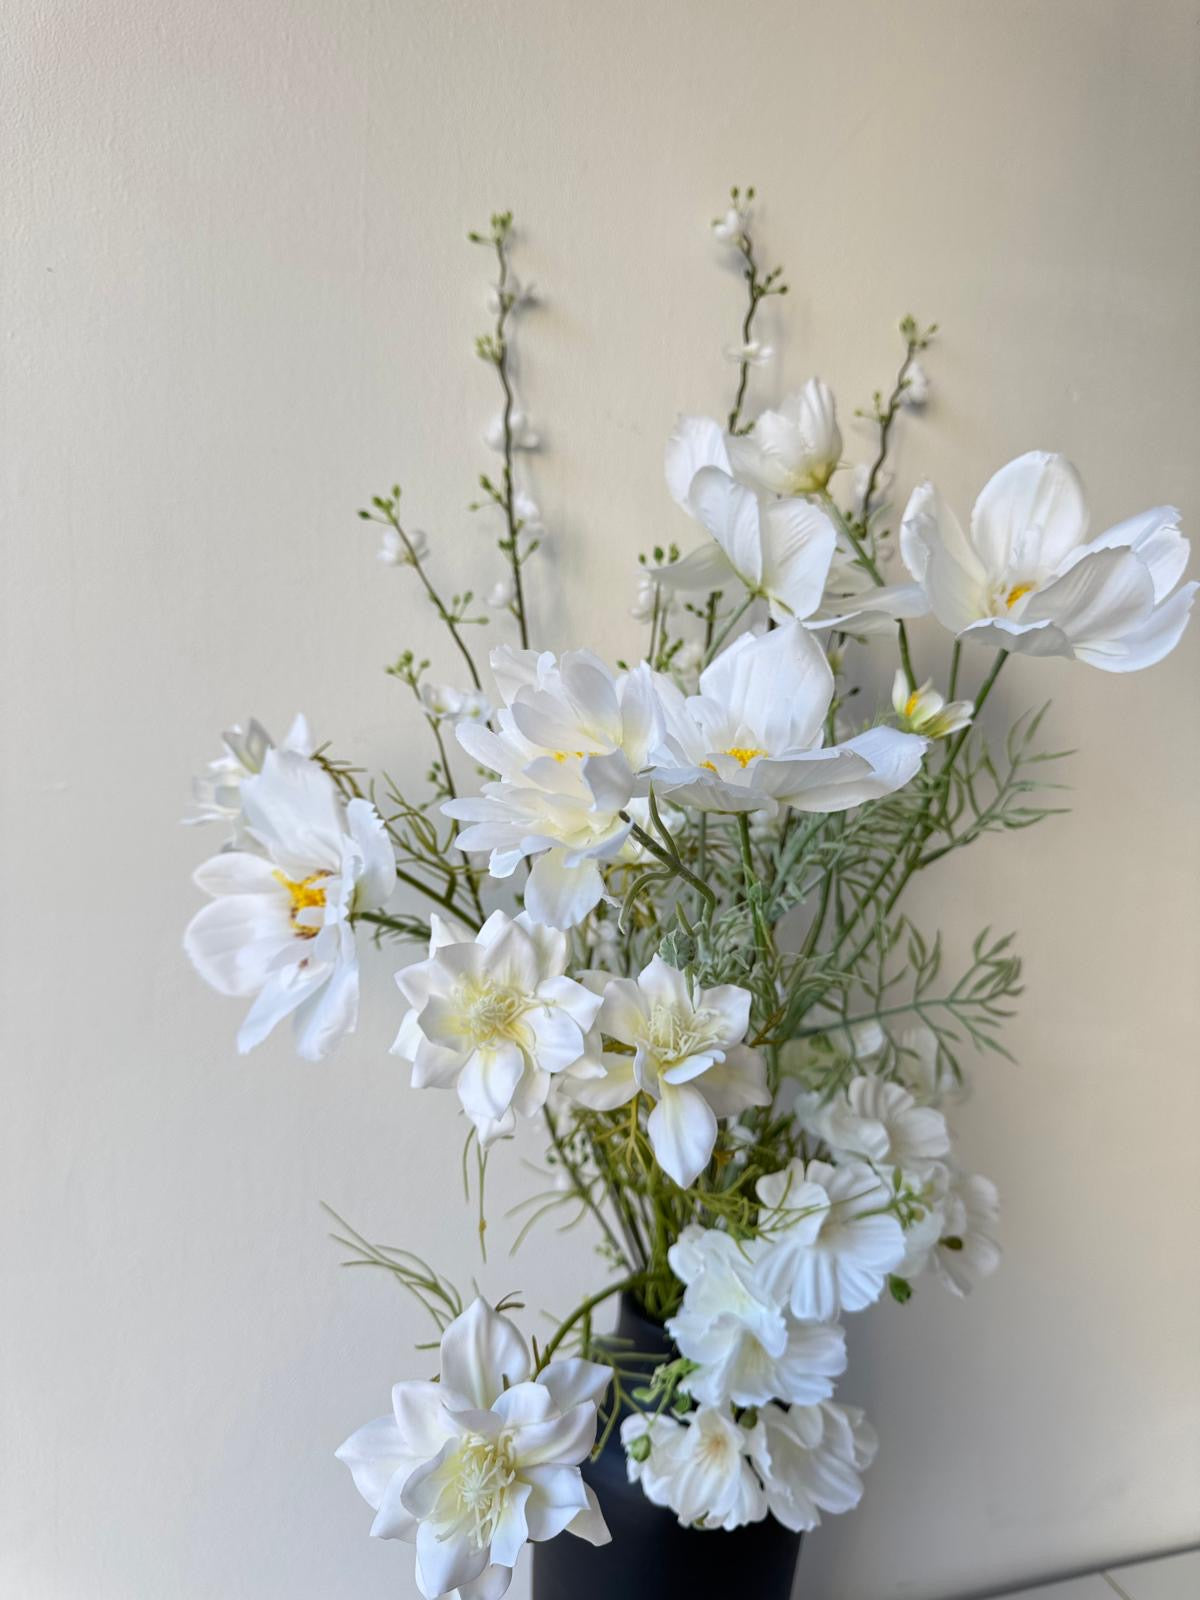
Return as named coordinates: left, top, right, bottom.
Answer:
left=725, top=379, right=843, bottom=497
left=391, top=911, right=602, bottom=1145
left=379, top=526, right=430, bottom=566
left=183, top=750, right=395, bottom=1060
left=891, top=670, right=973, bottom=737
left=419, top=682, right=491, bottom=724
left=337, top=1298, right=609, bottom=1600
left=484, top=410, right=540, bottom=452
left=900, top=452, right=1196, bottom=669
left=756, top=1157, right=906, bottom=1321
left=934, top=1170, right=1001, bottom=1296
left=444, top=645, right=662, bottom=929
left=794, top=1075, right=950, bottom=1180
left=184, top=712, right=312, bottom=832
left=649, top=621, right=927, bottom=817
left=747, top=1400, right=877, bottom=1532
left=654, top=464, right=839, bottom=624
left=621, top=1407, right=766, bottom=1531
left=665, top=1225, right=846, bottom=1409
left=567, top=956, right=769, bottom=1187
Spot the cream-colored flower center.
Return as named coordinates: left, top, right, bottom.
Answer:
left=645, top=1003, right=717, bottom=1066
left=455, top=978, right=527, bottom=1046
left=452, top=1433, right=518, bottom=1551
left=273, top=870, right=328, bottom=938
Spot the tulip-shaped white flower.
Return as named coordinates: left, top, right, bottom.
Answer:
left=184, top=750, right=395, bottom=1060
left=650, top=621, right=927, bottom=816
left=891, top=670, right=973, bottom=738
left=445, top=646, right=663, bottom=929
left=337, top=1298, right=610, bottom=1599
left=900, top=452, right=1196, bottom=669
left=747, top=1400, right=877, bottom=1532
left=756, top=1157, right=906, bottom=1321
left=665, top=1225, right=847, bottom=1409
left=184, top=712, right=312, bottom=832
left=934, top=1170, right=1001, bottom=1296
left=392, top=911, right=602, bottom=1144
left=621, top=1407, right=766, bottom=1531
left=568, top=956, right=769, bottom=1187
left=725, top=378, right=843, bottom=497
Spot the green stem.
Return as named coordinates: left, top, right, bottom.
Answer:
left=385, top=511, right=483, bottom=690
left=622, top=815, right=718, bottom=917
left=537, top=1273, right=646, bottom=1371
left=492, top=233, right=530, bottom=650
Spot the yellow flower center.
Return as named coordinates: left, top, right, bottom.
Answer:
left=456, top=979, right=526, bottom=1046
left=723, top=746, right=767, bottom=768
left=1005, top=582, right=1035, bottom=609
left=904, top=691, right=922, bottom=720
left=273, top=871, right=328, bottom=938
left=645, top=1003, right=716, bottom=1066
left=551, top=750, right=586, bottom=762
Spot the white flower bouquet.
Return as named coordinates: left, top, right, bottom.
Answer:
left=182, top=192, right=1194, bottom=1599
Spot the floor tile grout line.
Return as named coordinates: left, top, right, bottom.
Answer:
left=1102, top=1575, right=1135, bottom=1600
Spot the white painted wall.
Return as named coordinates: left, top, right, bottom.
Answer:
left=3, top=3, right=1198, bottom=1596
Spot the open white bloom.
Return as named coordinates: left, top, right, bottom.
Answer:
left=891, top=670, right=973, bottom=737
left=392, top=911, right=602, bottom=1144
left=747, top=1400, right=877, bottom=1532
left=184, top=712, right=312, bottom=831
left=934, top=1170, right=1001, bottom=1296
left=568, top=956, right=769, bottom=1187
left=900, top=360, right=930, bottom=409
left=900, top=452, right=1196, bottom=669
left=484, top=409, right=540, bottom=452
left=725, top=379, right=843, bottom=497
left=666, top=1226, right=846, bottom=1409
left=337, top=1298, right=609, bottom=1599
left=655, top=464, right=838, bottom=624
left=621, top=1407, right=766, bottom=1531
left=419, top=682, right=491, bottom=724
left=379, top=525, right=430, bottom=566
left=795, top=1075, right=951, bottom=1180
left=724, top=338, right=773, bottom=366
left=445, top=646, right=662, bottom=928
left=184, top=750, right=394, bottom=1060
left=756, top=1157, right=906, bottom=1321
left=650, top=621, right=927, bottom=816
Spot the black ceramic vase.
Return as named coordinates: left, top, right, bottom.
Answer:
left=531, top=1295, right=803, bottom=1600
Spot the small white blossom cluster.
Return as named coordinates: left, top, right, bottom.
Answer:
left=180, top=198, right=1194, bottom=1583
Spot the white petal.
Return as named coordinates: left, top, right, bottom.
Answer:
left=536, top=1357, right=613, bottom=1412
left=183, top=894, right=292, bottom=997
left=415, top=1517, right=489, bottom=1599
left=524, top=852, right=606, bottom=930
left=647, top=1083, right=718, bottom=1188
left=1075, top=580, right=1196, bottom=672
left=697, top=1044, right=771, bottom=1117
left=345, top=798, right=396, bottom=910
left=758, top=498, right=838, bottom=619
left=1072, top=504, right=1188, bottom=601
left=687, top=467, right=764, bottom=587
left=240, top=749, right=346, bottom=875
left=335, top=1414, right=408, bottom=1510
left=439, top=1298, right=531, bottom=1410
left=521, top=1463, right=591, bottom=1542
left=457, top=1041, right=526, bottom=1124
left=651, top=541, right=735, bottom=593
left=664, top=415, right=732, bottom=510
left=1021, top=546, right=1154, bottom=645
left=292, top=939, right=359, bottom=1060
left=970, top=451, right=1089, bottom=579
left=236, top=957, right=328, bottom=1054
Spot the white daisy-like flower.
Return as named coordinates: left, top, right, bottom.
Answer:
left=566, top=956, right=769, bottom=1188
left=755, top=1157, right=906, bottom=1321
left=649, top=621, right=927, bottom=817
left=337, top=1297, right=609, bottom=1600
left=795, top=1075, right=951, bottom=1180
left=183, top=749, right=394, bottom=1060
left=747, top=1400, right=877, bottom=1532
left=391, top=911, right=602, bottom=1145
left=934, top=1170, right=1001, bottom=1296
left=665, top=1225, right=846, bottom=1409
left=621, top=1406, right=766, bottom=1531
left=900, top=452, right=1195, bottom=670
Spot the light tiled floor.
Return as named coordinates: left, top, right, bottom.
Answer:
left=984, top=1549, right=1199, bottom=1600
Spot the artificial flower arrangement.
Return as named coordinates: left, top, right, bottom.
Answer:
left=183, top=190, right=1195, bottom=1600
